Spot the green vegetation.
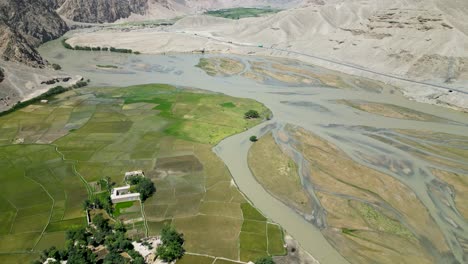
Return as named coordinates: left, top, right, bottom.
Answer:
left=61, top=38, right=139, bottom=54
left=238, top=203, right=284, bottom=261
left=220, top=102, right=236, bottom=108
left=248, top=133, right=312, bottom=215
left=35, top=214, right=144, bottom=264
left=255, top=256, right=275, bottom=264
left=0, top=86, right=67, bottom=117
left=250, top=135, right=258, bottom=142
left=245, top=109, right=260, bottom=119
left=354, top=203, right=414, bottom=239
left=51, top=63, right=62, bottom=70
left=128, top=176, right=156, bottom=201
left=177, top=254, right=215, bottom=263
left=267, top=224, right=286, bottom=255
left=205, top=7, right=281, bottom=20
left=83, top=193, right=113, bottom=215
left=0, top=83, right=280, bottom=262
left=156, top=225, right=185, bottom=262
left=114, top=201, right=135, bottom=217
left=241, top=203, right=266, bottom=221
left=96, top=64, right=119, bottom=69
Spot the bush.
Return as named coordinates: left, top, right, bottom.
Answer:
left=250, top=135, right=258, bottom=142
left=255, top=256, right=275, bottom=264
left=244, top=109, right=260, bottom=119
left=156, top=225, right=185, bottom=262
left=51, top=63, right=62, bottom=70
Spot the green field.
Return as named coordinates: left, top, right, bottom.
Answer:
left=0, top=83, right=283, bottom=263
left=205, top=7, right=281, bottom=19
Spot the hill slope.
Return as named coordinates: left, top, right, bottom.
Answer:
left=0, top=0, right=68, bottom=67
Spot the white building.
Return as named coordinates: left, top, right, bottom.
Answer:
left=125, top=170, right=145, bottom=180
left=111, top=185, right=140, bottom=203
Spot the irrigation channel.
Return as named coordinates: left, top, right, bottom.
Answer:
left=39, top=38, right=468, bottom=264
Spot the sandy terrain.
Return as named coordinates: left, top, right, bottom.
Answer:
left=0, top=60, right=83, bottom=111
left=66, top=0, right=468, bottom=110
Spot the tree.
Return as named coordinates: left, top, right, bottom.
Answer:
left=255, top=256, right=275, bottom=264
left=129, top=176, right=156, bottom=201
left=250, top=135, right=258, bottom=142
left=244, top=110, right=260, bottom=119
left=92, top=213, right=111, bottom=233
left=103, top=251, right=126, bottom=264
left=156, top=225, right=185, bottom=262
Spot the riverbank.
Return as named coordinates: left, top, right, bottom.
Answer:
left=63, top=5, right=468, bottom=112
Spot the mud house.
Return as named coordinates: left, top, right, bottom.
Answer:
left=111, top=185, right=140, bottom=203
left=125, top=170, right=145, bottom=180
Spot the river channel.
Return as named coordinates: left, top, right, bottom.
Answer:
left=39, top=38, right=468, bottom=264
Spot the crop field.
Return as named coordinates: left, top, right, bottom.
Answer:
left=204, top=8, right=281, bottom=19
left=0, top=83, right=284, bottom=263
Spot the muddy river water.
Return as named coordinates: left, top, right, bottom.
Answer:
left=39, top=39, right=468, bottom=264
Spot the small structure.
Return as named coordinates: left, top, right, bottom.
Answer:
left=40, top=99, right=48, bottom=104
left=111, top=185, right=140, bottom=203
left=125, top=170, right=145, bottom=180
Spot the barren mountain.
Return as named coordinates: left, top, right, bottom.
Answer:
left=58, top=0, right=148, bottom=23
left=0, top=0, right=68, bottom=67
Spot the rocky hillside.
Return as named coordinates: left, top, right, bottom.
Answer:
left=0, top=0, right=68, bottom=67
left=56, top=0, right=301, bottom=23
left=58, top=0, right=148, bottom=23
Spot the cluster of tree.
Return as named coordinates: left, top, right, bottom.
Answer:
left=109, top=47, right=133, bottom=53
left=83, top=194, right=113, bottom=215
left=0, top=86, right=68, bottom=117
left=244, top=109, right=260, bottom=119
left=71, top=80, right=88, bottom=89
left=34, top=214, right=145, bottom=264
left=61, top=39, right=139, bottom=54
left=255, top=256, right=275, bottom=264
left=156, top=225, right=185, bottom=262
left=128, top=176, right=156, bottom=201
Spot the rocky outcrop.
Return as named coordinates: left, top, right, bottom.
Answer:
left=0, top=0, right=68, bottom=67
left=58, top=0, right=148, bottom=23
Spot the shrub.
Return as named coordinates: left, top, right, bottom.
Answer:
left=250, top=135, right=258, bottom=142
left=244, top=109, right=260, bottom=119
left=51, top=63, right=62, bottom=70
left=255, top=256, right=275, bottom=264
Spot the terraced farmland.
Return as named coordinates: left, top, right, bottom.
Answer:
left=0, top=84, right=284, bottom=263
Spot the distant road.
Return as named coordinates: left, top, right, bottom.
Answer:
left=180, top=31, right=468, bottom=95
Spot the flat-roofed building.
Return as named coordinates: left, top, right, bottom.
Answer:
left=111, top=185, right=140, bottom=203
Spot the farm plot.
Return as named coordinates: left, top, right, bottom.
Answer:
left=0, top=145, right=87, bottom=258
left=0, top=83, right=282, bottom=263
